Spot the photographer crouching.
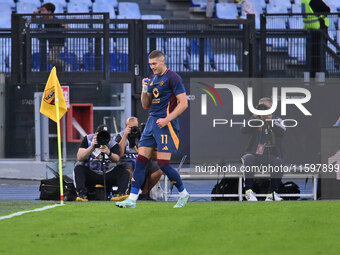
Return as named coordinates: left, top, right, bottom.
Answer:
left=112, top=117, right=163, bottom=201
left=241, top=97, right=286, bottom=201
left=74, top=124, right=130, bottom=201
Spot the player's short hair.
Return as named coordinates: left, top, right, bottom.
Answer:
left=41, top=3, right=56, bottom=13
left=259, top=97, right=272, bottom=106
left=149, top=50, right=164, bottom=60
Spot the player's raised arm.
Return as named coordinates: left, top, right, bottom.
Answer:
left=141, top=78, right=152, bottom=110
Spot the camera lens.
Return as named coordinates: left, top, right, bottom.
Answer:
left=96, top=130, right=110, bottom=146
left=130, top=126, right=139, bottom=135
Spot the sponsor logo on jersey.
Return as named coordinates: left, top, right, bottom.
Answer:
left=153, top=88, right=159, bottom=98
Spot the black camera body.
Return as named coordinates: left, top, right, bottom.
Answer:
left=256, top=103, right=269, bottom=111
left=128, top=126, right=141, bottom=148
left=95, top=130, right=111, bottom=148
left=130, top=126, right=140, bottom=137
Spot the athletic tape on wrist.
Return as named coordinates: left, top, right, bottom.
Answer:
left=142, top=85, right=148, bottom=93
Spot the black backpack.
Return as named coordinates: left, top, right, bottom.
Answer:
left=278, top=181, right=300, bottom=200
left=211, top=178, right=242, bottom=201
left=39, top=175, right=77, bottom=201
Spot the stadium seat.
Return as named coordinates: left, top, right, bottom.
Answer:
left=19, top=0, right=41, bottom=8
left=216, top=3, right=238, bottom=19
left=248, top=0, right=266, bottom=29
left=31, top=52, right=79, bottom=71
left=118, top=2, right=141, bottom=19
left=0, top=0, right=15, bottom=8
left=141, top=15, right=163, bottom=29
left=110, top=52, right=128, bottom=72
left=16, top=2, right=40, bottom=13
left=291, top=3, right=301, bottom=13
left=84, top=52, right=129, bottom=72
left=31, top=52, right=53, bottom=71
left=248, top=0, right=266, bottom=12
left=92, top=2, right=116, bottom=19
left=67, top=2, right=90, bottom=13
left=83, top=52, right=103, bottom=71
left=266, top=4, right=288, bottom=14
left=95, top=0, right=118, bottom=9
left=68, top=0, right=92, bottom=8
left=42, top=0, right=66, bottom=5
left=324, top=0, right=340, bottom=12
left=0, top=3, right=12, bottom=28
left=60, top=52, right=79, bottom=71
left=268, top=0, right=291, bottom=10
left=191, top=0, right=208, bottom=10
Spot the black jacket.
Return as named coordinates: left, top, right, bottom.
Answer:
left=240, top=115, right=286, bottom=158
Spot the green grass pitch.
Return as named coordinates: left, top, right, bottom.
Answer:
left=1, top=200, right=340, bottom=255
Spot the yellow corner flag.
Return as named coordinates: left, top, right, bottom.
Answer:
left=40, top=67, right=67, bottom=122
left=40, top=67, right=67, bottom=204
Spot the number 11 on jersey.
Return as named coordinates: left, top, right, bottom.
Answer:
left=161, top=134, right=168, bottom=144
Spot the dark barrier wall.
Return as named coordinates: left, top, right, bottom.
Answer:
left=189, top=78, right=340, bottom=165
left=320, top=128, right=340, bottom=199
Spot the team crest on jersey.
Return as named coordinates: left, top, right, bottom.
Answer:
left=153, top=88, right=159, bottom=98
left=160, top=80, right=164, bottom=86
left=43, top=87, right=55, bottom=105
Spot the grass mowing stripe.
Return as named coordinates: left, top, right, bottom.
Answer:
left=0, top=201, right=340, bottom=255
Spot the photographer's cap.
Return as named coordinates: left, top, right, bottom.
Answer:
left=96, top=124, right=109, bottom=133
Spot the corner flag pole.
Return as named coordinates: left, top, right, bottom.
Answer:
left=40, top=66, right=67, bottom=205
left=55, top=97, right=64, bottom=204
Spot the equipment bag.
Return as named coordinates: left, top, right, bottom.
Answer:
left=39, top=175, right=77, bottom=201
left=278, top=181, right=300, bottom=200
left=211, top=178, right=242, bottom=201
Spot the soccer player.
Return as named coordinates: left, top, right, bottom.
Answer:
left=116, top=50, right=190, bottom=208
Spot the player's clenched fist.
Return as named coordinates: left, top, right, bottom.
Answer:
left=142, top=78, right=150, bottom=93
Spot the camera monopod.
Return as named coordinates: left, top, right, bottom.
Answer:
left=101, top=152, right=107, bottom=201
left=97, top=129, right=111, bottom=201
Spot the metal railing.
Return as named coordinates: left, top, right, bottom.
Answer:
left=10, top=13, right=255, bottom=84
left=261, top=12, right=340, bottom=78
left=4, top=13, right=340, bottom=82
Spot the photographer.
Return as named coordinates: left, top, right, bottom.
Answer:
left=113, top=117, right=163, bottom=201
left=74, top=124, right=130, bottom=201
left=241, top=97, right=286, bottom=201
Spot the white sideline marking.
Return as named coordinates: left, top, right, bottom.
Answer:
left=0, top=204, right=64, bottom=221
